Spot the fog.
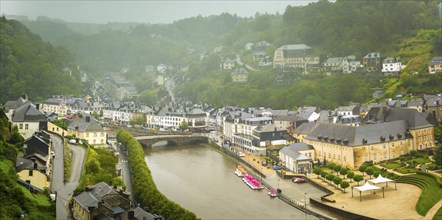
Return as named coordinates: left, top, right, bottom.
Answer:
left=1, top=0, right=315, bottom=24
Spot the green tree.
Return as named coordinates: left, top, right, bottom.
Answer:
left=365, top=167, right=374, bottom=179
left=340, top=167, right=348, bottom=178
left=346, top=171, right=355, bottom=182
left=359, top=165, right=367, bottom=176
left=340, top=181, right=350, bottom=192
left=433, top=145, right=442, bottom=167
left=129, top=115, right=145, bottom=126
left=333, top=165, right=342, bottom=175
left=326, top=173, right=335, bottom=183
left=353, top=174, right=364, bottom=186
left=179, top=121, right=189, bottom=131
left=333, top=176, right=342, bottom=188
left=313, top=167, right=322, bottom=178
left=320, top=171, right=327, bottom=180
left=52, top=119, right=68, bottom=130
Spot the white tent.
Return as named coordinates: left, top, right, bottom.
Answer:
left=352, top=182, right=383, bottom=201
left=369, top=174, right=394, bottom=187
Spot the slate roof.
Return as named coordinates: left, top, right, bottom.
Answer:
left=134, top=207, right=163, bottom=220
left=3, top=96, right=28, bottom=112
left=429, top=57, right=442, bottom=65
left=254, top=123, right=285, bottom=133
left=273, top=115, right=308, bottom=122
left=12, top=102, right=47, bottom=122
left=74, top=182, right=118, bottom=210
left=277, top=44, right=312, bottom=51
left=280, top=143, right=313, bottom=161
left=384, top=108, right=433, bottom=129
left=293, top=123, right=317, bottom=135
left=407, top=98, right=424, bottom=107
left=363, top=52, right=380, bottom=59
left=306, top=121, right=409, bottom=146
left=68, top=115, right=103, bottom=132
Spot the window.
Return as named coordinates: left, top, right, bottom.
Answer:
left=19, top=124, right=23, bottom=129
left=29, top=170, right=33, bottom=176
left=344, top=156, right=346, bottom=161
left=370, top=146, right=373, bottom=150
left=384, top=153, right=387, bottom=159
left=25, top=124, right=28, bottom=130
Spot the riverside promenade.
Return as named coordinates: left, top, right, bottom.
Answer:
left=220, top=143, right=435, bottom=220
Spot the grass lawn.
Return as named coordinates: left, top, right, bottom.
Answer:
left=394, top=166, right=419, bottom=174
left=0, top=159, right=13, bottom=173
left=381, top=162, right=403, bottom=169
left=433, top=206, right=442, bottom=220
left=397, top=174, right=442, bottom=216
left=407, top=157, right=430, bottom=164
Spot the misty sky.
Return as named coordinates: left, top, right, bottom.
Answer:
left=0, top=1, right=316, bottom=24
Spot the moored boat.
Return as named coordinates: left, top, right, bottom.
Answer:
left=234, top=165, right=247, bottom=177
left=268, top=189, right=277, bottom=197
left=242, top=174, right=264, bottom=190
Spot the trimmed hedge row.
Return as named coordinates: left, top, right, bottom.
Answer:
left=117, top=129, right=197, bottom=220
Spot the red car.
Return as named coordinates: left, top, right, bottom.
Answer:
left=292, top=177, right=308, bottom=184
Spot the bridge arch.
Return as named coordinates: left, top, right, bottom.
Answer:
left=136, top=135, right=209, bottom=148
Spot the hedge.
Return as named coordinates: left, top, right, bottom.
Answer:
left=117, top=129, right=197, bottom=219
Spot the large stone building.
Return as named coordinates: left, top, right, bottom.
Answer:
left=272, top=44, right=320, bottom=72
left=301, top=108, right=435, bottom=169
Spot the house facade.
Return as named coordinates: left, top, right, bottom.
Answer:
left=11, top=102, right=47, bottom=139
left=272, top=44, right=320, bottom=73
left=381, top=57, right=402, bottom=75
left=428, top=57, right=442, bottom=74
left=68, top=115, right=106, bottom=145
left=279, top=143, right=314, bottom=174
left=363, top=52, right=382, bottom=72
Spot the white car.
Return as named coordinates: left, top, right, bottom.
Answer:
left=68, top=139, right=76, bottom=144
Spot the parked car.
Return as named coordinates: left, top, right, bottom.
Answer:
left=292, top=177, right=308, bottom=184
left=68, top=139, right=76, bottom=144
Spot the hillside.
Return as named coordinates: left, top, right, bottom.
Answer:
left=8, top=1, right=442, bottom=108
left=0, top=109, right=55, bottom=219
left=0, top=17, right=81, bottom=103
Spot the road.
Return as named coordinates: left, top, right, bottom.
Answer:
left=118, top=144, right=135, bottom=206
left=50, top=133, right=85, bottom=220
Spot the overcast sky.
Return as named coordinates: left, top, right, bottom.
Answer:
left=0, top=0, right=316, bottom=24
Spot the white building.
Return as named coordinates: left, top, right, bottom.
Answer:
left=381, top=57, right=402, bottom=75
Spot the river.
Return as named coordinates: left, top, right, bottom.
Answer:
left=144, top=144, right=318, bottom=219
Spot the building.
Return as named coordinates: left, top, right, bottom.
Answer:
left=41, top=97, right=68, bottom=116
left=279, top=143, right=314, bottom=174
left=231, top=67, right=248, bottom=83
left=11, top=101, right=47, bottom=139
left=272, top=44, right=320, bottom=73
left=221, top=58, right=235, bottom=70
left=381, top=57, right=402, bottom=75
left=428, top=57, right=442, bottom=74
left=72, top=182, right=131, bottom=220
left=68, top=114, right=106, bottom=145
left=16, top=157, right=49, bottom=193
left=363, top=52, right=382, bottom=72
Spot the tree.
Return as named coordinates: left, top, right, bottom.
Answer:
left=346, top=171, right=355, bottom=182
left=327, top=162, right=336, bottom=170
left=340, top=167, right=348, bottom=178
left=433, top=145, right=442, bottom=167
left=359, top=165, right=367, bottom=176
left=320, top=171, right=327, bottom=180
left=313, top=167, right=322, bottom=178
left=340, top=181, right=350, bottom=192
left=129, top=115, right=145, bottom=126
left=334, top=165, right=342, bottom=175
left=333, top=176, right=342, bottom=188
left=326, top=173, right=335, bottom=183
left=353, top=174, right=364, bottom=186
left=52, top=119, right=68, bottom=130
left=365, top=167, right=374, bottom=179
left=179, top=121, right=189, bottom=131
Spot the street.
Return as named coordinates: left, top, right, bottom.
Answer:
left=49, top=133, right=85, bottom=220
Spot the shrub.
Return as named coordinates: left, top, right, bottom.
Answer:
left=340, top=181, right=350, bottom=192
left=353, top=174, right=364, bottom=185
left=365, top=167, right=374, bottom=178
left=346, top=171, right=355, bottom=182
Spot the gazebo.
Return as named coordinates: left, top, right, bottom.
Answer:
left=369, top=174, right=396, bottom=189
left=352, top=182, right=383, bottom=201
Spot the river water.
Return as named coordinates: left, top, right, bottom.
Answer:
left=144, top=144, right=318, bottom=219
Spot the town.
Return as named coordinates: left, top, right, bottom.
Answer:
left=1, top=1, right=442, bottom=219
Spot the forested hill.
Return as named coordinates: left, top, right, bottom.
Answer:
left=0, top=17, right=81, bottom=103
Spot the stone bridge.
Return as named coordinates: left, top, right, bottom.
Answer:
left=135, top=135, right=209, bottom=147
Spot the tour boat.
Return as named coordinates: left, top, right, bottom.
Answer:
left=268, top=189, right=277, bottom=197
left=234, top=165, right=247, bottom=177
left=242, top=174, right=264, bottom=190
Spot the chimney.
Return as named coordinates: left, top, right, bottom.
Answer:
left=22, top=94, right=28, bottom=101
left=86, top=116, right=91, bottom=123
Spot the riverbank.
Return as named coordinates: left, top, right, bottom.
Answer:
left=220, top=143, right=431, bottom=220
